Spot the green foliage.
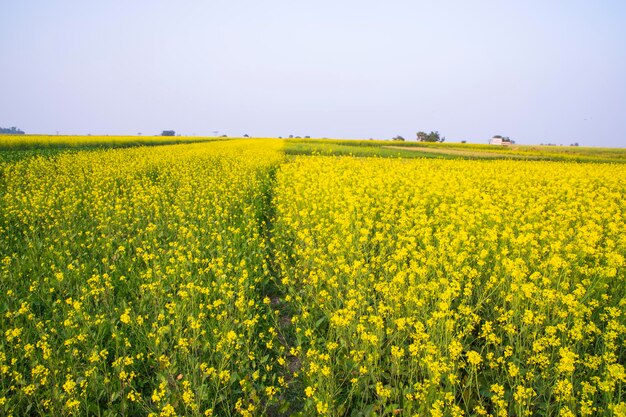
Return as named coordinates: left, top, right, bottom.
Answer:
left=283, top=141, right=453, bottom=159
left=416, top=131, right=444, bottom=142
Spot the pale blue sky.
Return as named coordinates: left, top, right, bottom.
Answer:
left=1, top=1, right=625, bottom=146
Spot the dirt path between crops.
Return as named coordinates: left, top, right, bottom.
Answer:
left=259, top=163, right=303, bottom=416
left=383, top=146, right=541, bottom=159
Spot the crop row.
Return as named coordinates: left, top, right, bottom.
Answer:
left=1, top=140, right=283, bottom=416
left=273, top=156, right=626, bottom=416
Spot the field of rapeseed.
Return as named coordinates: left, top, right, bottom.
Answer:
left=0, top=135, right=225, bottom=151
left=273, top=157, right=626, bottom=416
left=284, top=139, right=626, bottom=163
left=1, top=138, right=625, bottom=416
left=1, top=140, right=284, bottom=416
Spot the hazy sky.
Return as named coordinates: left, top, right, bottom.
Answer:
left=1, top=1, right=625, bottom=146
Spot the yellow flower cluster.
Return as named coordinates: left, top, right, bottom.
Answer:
left=273, top=156, right=626, bottom=416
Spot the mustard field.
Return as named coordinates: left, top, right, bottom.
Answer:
left=1, top=138, right=625, bottom=416
left=0, top=135, right=224, bottom=150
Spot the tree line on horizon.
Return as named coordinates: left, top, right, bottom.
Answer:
left=0, top=126, right=25, bottom=134
left=392, top=131, right=445, bottom=142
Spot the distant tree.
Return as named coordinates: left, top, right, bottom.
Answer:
left=461, top=140, right=467, bottom=143
left=392, top=135, right=405, bottom=141
left=417, top=131, right=444, bottom=142
left=161, top=130, right=175, bottom=136
left=0, top=126, right=25, bottom=134
left=571, top=142, right=579, bottom=147
left=243, top=134, right=249, bottom=137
